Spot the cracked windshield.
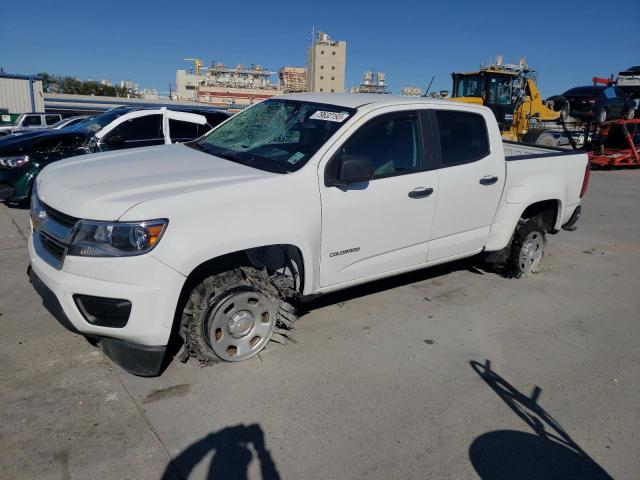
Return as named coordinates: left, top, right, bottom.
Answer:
left=197, top=99, right=353, bottom=172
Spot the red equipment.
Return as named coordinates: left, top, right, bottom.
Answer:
left=588, top=119, right=640, bottom=168
left=592, top=76, right=614, bottom=86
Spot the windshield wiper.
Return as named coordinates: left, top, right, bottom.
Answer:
left=187, top=142, right=214, bottom=154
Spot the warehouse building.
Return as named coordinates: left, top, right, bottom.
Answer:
left=0, top=73, right=44, bottom=114
left=307, top=31, right=346, bottom=93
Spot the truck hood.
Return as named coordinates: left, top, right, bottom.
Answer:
left=37, top=143, right=274, bottom=220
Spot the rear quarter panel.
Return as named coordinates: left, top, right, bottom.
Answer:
left=485, top=150, right=588, bottom=251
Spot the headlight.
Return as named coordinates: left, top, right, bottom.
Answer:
left=68, top=219, right=168, bottom=257
left=0, top=155, right=30, bottom=169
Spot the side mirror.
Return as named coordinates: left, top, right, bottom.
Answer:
left=336, top=154, right=374, bottom=185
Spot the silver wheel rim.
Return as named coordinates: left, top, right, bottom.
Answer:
left=518, top=231, right=543, bottom=274
left=598, top=111, right=606, bottom=123
left=206, top=290, right=276, bottom=362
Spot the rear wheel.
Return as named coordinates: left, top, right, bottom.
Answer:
left=623, top=108, right=635, bottom=120
left=509, top=217, right=547, bottom=277
left=596, top=108, right=608, bottom=124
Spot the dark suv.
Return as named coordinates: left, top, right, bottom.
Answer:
left=0, top=106, right=231, bottom=203
left=563, top=86, right=635, bottom=123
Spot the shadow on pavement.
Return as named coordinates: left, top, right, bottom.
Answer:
left=469, top=360, right=612, bottom=480
left=161, top=423, right=281, bottom=480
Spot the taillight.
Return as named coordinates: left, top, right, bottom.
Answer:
left=580, top=163, right=591, bottom=198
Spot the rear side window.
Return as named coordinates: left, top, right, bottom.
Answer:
left=434, top=110, right=489, bottom=166
left=23, top=115, right=42, bottom=126
left=169, top=119, right=208, bottom=142
left=202, top=112, right=231, bottom=127
left=45, top=115, right=60, bottom=125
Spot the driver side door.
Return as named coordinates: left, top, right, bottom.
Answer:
left=319, top=110, right=439, bottom=287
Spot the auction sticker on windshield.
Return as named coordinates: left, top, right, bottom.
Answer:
left=310, top=111, right=349, bottom=122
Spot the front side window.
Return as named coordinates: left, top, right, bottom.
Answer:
left=604, top=87, right=617, bottom=99
left=455, top=75, right=483, bottom=98
left=197, top=99, right=354, bottom=173
left=340, top=113, right=422, bottom=178
left=22, top=115, right=42, bottom=126
left=110, top=114, right=163, bottom=141
left=435, top=110, right=489, bottom=166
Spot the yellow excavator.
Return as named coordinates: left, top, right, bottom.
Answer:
left=450, top=56, right=568, bottom=145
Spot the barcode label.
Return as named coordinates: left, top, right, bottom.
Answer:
left=309, top=111, right=349, bottom=122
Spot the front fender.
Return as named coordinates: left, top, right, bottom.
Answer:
left=157, top=233, right=318, bottom=296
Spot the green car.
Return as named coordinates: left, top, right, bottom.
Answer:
left=0, top=129, right=90, bottom=203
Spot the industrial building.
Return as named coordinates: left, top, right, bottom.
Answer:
left=175, top=60, right=282, bottom=109
left=307, top=31, right=346, bottom=93
left=279, top=67, right=307, bottom=93
left=350, top=71, right=390, bottom=94
left=0, top=73, right=44, bottom=115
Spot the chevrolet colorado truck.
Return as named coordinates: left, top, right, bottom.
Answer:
left=27, top=94, right=589, bottom=376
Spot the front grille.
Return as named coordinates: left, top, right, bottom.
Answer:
left=39, top=232, right=67, bottom=261
left=41, top=202, right=78, bottom=228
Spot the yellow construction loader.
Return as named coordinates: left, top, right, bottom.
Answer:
left=450, top=56, right=567, bottom=145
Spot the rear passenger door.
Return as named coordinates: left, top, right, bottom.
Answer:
left=427, top=108, right=504, bottom=261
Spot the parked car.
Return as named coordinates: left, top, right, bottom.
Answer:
left=0, top=112, right=63, bottom=137
left=563, top=85, right=635, bottom=123
left=617, top=65, right=640, bottom=95
left=27, top=94, right=589, bottom=376
left=0, top=106, right=230, bottom=203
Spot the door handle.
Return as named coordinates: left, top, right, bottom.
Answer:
left=408, top=187, right=434, bottom=199
left=479, top=175, right=499, bottom=185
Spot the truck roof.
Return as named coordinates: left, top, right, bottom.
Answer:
left=277, top=92, right=462, bottom=110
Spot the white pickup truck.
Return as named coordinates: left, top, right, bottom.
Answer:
left=28, top=94, right=590, bottom=376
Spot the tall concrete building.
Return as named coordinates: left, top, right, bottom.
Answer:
left=307, top=31, right=346, bottom=93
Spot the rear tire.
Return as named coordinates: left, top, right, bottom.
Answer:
left=179, top=266, right=297, bottom=365
left=596, top=108, right=608, bottom=124
left=509, top=217, right=547, bottom=278
left=624, top=108, right=635, bottom=120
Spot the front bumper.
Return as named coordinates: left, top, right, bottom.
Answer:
left=28, top=231, right=186, bottom=376
left=0, top=183, right=15, bottom=201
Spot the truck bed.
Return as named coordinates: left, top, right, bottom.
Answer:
left=503, top=140, right=578, bottom=160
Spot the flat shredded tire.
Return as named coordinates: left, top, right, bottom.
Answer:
left=509, top=217, right=547, bottom=278
left=179, top=267, right=297, bottom=365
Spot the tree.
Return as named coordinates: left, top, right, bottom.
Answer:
left=38, top=72, right=133, bottom=97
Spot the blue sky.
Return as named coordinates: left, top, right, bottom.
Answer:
left=1, top=0, right=638, bottom=97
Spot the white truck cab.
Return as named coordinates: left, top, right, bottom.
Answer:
left=28, top=94, right=589, bottom=376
